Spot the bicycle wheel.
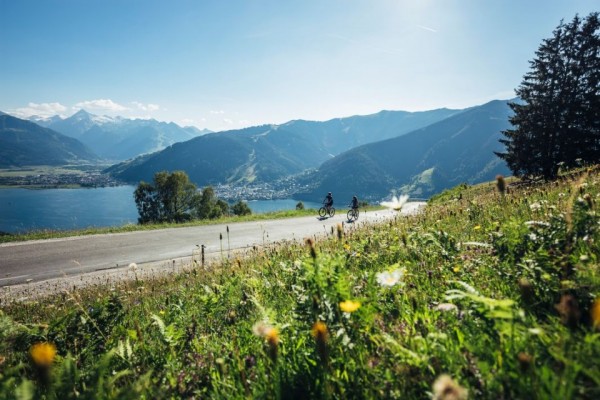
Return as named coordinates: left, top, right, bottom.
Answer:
left=347, top=209, right=355, bottom=221
left=354, top=209, right=359, bottom=220
left=318, top=207, right=327, bottom=217
left=329, top=207, right=336, bottom=217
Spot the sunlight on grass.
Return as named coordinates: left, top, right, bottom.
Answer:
left=1, top=169, right=599, bottom=398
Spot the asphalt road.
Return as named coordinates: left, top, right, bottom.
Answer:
left=0, top=204, right=423, bottom=288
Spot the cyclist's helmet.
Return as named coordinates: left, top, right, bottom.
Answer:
left=328, top=192, right=332, bottom=195
left=353, top=196, right=357, bottom=199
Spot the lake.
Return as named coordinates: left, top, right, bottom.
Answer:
left=0, top=186, right=322, bottom=234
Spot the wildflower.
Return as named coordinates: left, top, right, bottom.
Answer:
left=265, top=327, right=280, bottom=347
left=432, top=374, right=468, bottom=400
left=376, top=268, right=406, bottom=287
left=529, top=202, right=542, bottom=211
left=293, top=259, right=302, bottom=269
left=517, top=352, right=533, bottom=372
left=453, top=265, right=461, bottom=273
left=518, top=278, right=534, bottom=304
left=496, top=175, right=506, bottom=195
left=305, top=237, right=317, bottom=259
left=311, top=321, right=329, bottom=362
left=473, top=225, right=481, bottom=231
left=340, top=300, right=361, bottom=313
left=253, top=321, right=279, bottom=362
left=583, top=193, right=593, bottom=208
left=253, top=321, right=279, bottom=344
left=129, top=262, right=138, bottom=270
left=381, top=194, right=409, bottom=211
left=311, top=321, right=329, bottom=342
left=30, top=342, right=57, bottom=368
left=555, top=294, right=580, bottom=328
left=591, top=298, right=600, bottom=330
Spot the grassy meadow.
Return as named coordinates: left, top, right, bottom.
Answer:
left=1, top=169, right=599, bottom=399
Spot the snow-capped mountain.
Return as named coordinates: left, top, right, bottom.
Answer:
left=28, top=110, right=211, bottom=161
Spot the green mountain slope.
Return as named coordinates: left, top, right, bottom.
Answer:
left=107, top=108, right=461, bottom=185
left=298, top=100, right=512, bottom=201
left=0, top=114, right=99, bottom=167
left=106, top=125, right=328, bottom=185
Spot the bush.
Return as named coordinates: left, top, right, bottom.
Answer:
left=231, top=200, right=252, bottom=216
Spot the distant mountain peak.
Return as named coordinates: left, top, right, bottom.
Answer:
left=72, top=108, right=92, bottom=117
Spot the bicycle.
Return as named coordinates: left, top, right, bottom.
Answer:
left=347, top=207, right=359, bottom=222
left=318, top=204, right=336, bottom=218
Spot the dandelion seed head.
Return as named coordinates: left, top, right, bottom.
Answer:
left=432, top=374, right=468, bottom=400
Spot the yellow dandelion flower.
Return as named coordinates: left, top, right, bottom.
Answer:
left=264, top=326, right=279, bottom=346
left=473, top=225, right=481, bottom=230
left=311, top=321, right=329, bottom=342
left=453, top=265, right=461, bottom=273
left=30, top=342, right=56, bottom=368
left=591, top=298, right=600, bottom=329
left=343, top=243, right=351, bottom=251
left=340, top=300, right=361, bottom=313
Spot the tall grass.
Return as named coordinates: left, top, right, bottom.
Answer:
left=1, top=170, right=599, bottom=399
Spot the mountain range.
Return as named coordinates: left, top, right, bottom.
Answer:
left=3, top=100, right=513, bottom=200
left=297, top=99, right=512, bottom=201
left=106, top=108, right=461, bottom=186
left=33, top=110, right=211, bottom=161
left=107, top=100, right=512, bottom=200
left=0, top=114, right=99, bottom=167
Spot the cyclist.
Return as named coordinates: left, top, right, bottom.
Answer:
left=323, top=192, right=334, bottom=211
left=349, top=195, right=359, bottom=210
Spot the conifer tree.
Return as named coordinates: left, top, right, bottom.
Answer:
left=497, top=12, right=600, bottom=179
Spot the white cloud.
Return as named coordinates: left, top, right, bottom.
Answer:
left=132, top=101, right=160, bottom=112
left=210, top=110, right=225, bottom=114
left=73, top=99, right=129, bottom=112
left=238, top=119, right=251, bottom=126
left=416, top=25, right=438, bottom=33
left=223, top=118, right=234, bottom=124
left=12, top=102, right=68, bottom=118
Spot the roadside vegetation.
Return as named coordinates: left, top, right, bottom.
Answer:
left=1, top=167, right=599, bottom=399
left=0, top=205, right=386, bottom=244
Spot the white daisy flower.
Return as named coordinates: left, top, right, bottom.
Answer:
left=380, top=194, right=409, bottom=211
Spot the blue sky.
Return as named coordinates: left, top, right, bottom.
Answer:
left=0, top=0, right=597, bottom=131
